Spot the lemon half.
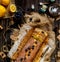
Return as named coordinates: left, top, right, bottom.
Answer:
left=9, top=4, right=17, bottom=13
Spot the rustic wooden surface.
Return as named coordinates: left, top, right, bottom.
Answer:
left=15, top=0, right=60, bottom=12
left=0, top=0, right=60, bottom=62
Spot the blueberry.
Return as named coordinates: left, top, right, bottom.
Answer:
left=20, top=58, right=23, bottom=62
left=28, top=53, right=30, bottom=56
left=32, top=45, right=35, bottom=49
left=30, top=18, right=32, bottom=22
left=29, top=51, right=31, bottom=54
left=25, top=49, right=28, bottom=52
left=35, top=41, right=37, bottom=44
left=27, top=47, right=31, bottom=50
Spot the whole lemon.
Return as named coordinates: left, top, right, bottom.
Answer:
left=0, top=5, right=6, bottom=17
left=1, top=0, right=10, bottom=6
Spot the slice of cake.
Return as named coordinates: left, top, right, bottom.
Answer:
left=15, top=28, right=48, bottom=62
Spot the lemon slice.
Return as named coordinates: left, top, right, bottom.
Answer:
left=10, top=4, right=17, bottom=13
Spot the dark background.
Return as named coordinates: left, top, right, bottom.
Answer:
left=15, top=0, right=60, bottom=12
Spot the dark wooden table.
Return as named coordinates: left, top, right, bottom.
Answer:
left=0, top=0, right=60, bottom=62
